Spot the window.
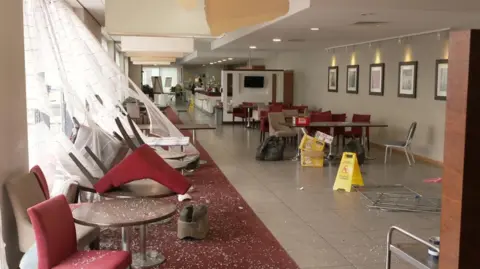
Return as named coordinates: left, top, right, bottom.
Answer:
left=142, top=66, right=178, bottom=92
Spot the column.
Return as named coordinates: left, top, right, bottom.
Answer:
left=0, top=0, right=29, bottom=267
left=107, top=40, right=115, bottom=60
left=440, top=29, right=480, bottom=269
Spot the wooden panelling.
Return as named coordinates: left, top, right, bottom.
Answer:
left=440, top=29, right=480, bottom=269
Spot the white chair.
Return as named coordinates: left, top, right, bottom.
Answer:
left=384, top=122, right=417, bottom=166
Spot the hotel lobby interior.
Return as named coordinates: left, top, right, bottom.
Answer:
left=2, top=0, right=480, bottom=268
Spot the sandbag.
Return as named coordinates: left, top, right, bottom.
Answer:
left=343, top=139, right=365, bottom=165
left=256, top=136, right=286, bottom=161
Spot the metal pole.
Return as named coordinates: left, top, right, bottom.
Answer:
left=121, top=227, right=131, bottom=251
left=139, top=225, right=147, bottom=261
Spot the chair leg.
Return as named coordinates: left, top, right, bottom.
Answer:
left=367, top=137, right=370, bottom=152
left=409, top=146, right=416, bottom=164
left=384, top=146, right=389, bottom=164
left=404, top=147, right=412, bottom=166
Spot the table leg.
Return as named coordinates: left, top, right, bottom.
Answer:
left=121, top=227, right=131, bottom=251
left=192, top=130, right=196, bottom=143
left=362, top=126, right=375, bottom=160
left=132, top=224, right=166, bottom=268
left=245, top=108, right=252, bottom=128
left=328, top=126, right=335, bottom=159
left=291, top=128, right=303, bottom=161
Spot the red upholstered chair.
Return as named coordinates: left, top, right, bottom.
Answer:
left=259, top=110, right=269, bottom=142
left=94, top=144, right=191, bottom=194
left=344, top=114, right=371, bottom=150
left=308, top=111, right=332, bottom=135
left=291, top=105, right=308, bottom=115
left=27, top=195, right=131, bottom=269
left=30, top=165, right=49, bottom=199
left=268, top=103, right=284, bottom=113
left=232, top=106, right=248, bottom=124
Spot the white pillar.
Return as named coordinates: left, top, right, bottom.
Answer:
left=0, top=0, right=29, bottom=267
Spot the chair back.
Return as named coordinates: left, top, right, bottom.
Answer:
left=351, top=114, right=371, bottom=136
left=30, top=165, right=49, bottom=199
left=27, top=195, right=77, bottom=269
left=269, top=104, right=283, bottom=112
left=310, top=111, right=332, bottom=122
left=115, top=118, right=138, bottom=151
left=126, top=102, right=140, bottom=119
left=268, top=112, right=287, bottom=131
left=332, top=113, right=347, bottom=135
left=282, top=109, right=299, bottom=118
left=405, top=122, right=417, bottom=145
left=68, top=153, right=98, bottom=186
left=5, top=173, right=47, bottom=252
left=85, top=146, right=109, bottom=175
left=127, top=115, right=146, bottom=145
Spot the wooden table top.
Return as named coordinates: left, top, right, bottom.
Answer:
left=72, top=198, right=176, bottom=227
left=175, top=124, right=216, bottom=130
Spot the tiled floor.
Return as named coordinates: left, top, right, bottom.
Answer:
left=178, top=107, right=442, bottom=269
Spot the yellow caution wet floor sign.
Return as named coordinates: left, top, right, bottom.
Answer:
left=333, top=152, right=364, bottom=192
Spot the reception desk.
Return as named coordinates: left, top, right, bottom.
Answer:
left=194, top=91, right=221, bottom=114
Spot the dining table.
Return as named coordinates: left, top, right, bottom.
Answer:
left=72, top=197, right=176, bottom=269
left=175, top=123, right=216, bottom=143
left=284, top=121, right=388, bottom=160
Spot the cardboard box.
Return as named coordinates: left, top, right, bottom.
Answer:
left=301, top=150, right=324, bottom=167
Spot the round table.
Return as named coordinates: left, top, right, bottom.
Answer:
left=73, top=198, right=176, bottom=268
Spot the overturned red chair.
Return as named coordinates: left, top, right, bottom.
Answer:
left=94, top=144, right=191, bottom=195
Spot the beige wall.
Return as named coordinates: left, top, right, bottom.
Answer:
left=1, top=0, right=29, bottom=267
left=266, top=34, right=449, bottom=162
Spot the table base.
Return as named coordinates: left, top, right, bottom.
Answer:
left=132, top=250, right=165, bottom=268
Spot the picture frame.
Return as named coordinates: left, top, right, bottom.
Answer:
left=369, top=63, right=385, bottom=96
left=434, top=59, right=448, bottom=101
left=398, top=61, right=418, bottom=98
left=346, top=65, right=359, bottom=94
left=328, top=66, right=339, bottom=92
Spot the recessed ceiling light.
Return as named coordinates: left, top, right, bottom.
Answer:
left=228, top=58, right=233, bottom=60
left=273, top=38, right=282, bottom=42
left=222, top=59, right=227, bottom=62
left=310, top=27, right=319, bottom=31
left=210, top=62, right=214, bottom=65
left=249, top=45, right=257, bottom=49
left=217, top=60, right=222, bottom=63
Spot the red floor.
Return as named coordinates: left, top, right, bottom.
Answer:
left=100, top=108, right=299, bottom=269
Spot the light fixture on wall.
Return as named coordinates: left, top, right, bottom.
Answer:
left=249, top=45, right=257, bottom=49
left=210, top=62, right=214, bottom=65
left=273, top=38, right=282, bottom=42
left=310, top=27, right=319, bottom=31
left=228, top=57, right=233, bottom=60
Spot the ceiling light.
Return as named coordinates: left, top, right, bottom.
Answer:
left=222, top=59, right=227, bottom=62
left=228, top=58, right=233, bottom=60
left=210, top=62, right=214, bottom=65
left=310, top=27, right=319, bottom=31
left=217, top=60, right=222, bottom=63
left=249, top=45, right=257, bottom=49
left=273, top=38, right=282, bottom=42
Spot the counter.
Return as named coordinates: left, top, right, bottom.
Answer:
left=194, top=92, right=221, bottom=114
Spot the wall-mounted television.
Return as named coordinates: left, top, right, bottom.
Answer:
left=244, top=76, right=265, bottom=88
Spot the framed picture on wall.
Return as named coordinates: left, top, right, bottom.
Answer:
left=398, top=61, right=418, bottom=98
left=346, top=65, right=359, bottom=94
left=328, top=66, right=339, bottom=92
left=369, top=63, right=385, bottom=96
left=434, top=59, right=448, bottom=101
